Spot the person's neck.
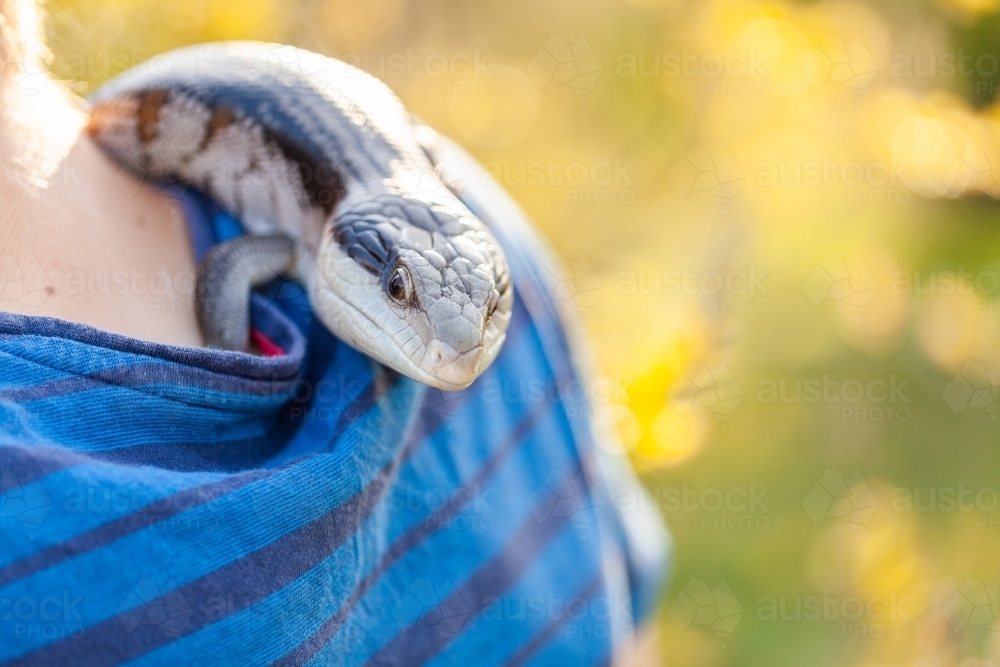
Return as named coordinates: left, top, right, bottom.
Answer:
left=0, top=79, right=205, bottom=347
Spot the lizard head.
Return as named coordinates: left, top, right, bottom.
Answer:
left=311, top=195, right=513, bottom=391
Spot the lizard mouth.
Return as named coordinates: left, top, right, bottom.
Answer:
left=424, top=339, right=485, bottom=389
left=314, top=278, right=482, bottom=391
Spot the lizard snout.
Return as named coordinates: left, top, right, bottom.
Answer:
left=425, top=339, right=485, bottom=390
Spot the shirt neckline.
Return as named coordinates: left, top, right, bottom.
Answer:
left=0, top=296, right=304, bottom=382
left=0, top=186, right=307, bottom=388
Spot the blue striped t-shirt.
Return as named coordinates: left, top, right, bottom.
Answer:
left=0, top=139, right=670, bottom=665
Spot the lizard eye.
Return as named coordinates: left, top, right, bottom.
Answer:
left=387, top=265, right=413, bottom=306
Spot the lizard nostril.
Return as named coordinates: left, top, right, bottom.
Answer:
left=428, top=345, right=444, bottom=365
left=425, top=340, right=466, bottom=372
left=423, top=339, right=484, bottom=389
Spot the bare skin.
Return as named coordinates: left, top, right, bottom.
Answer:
left=0, top=102, right=204, bottom=347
